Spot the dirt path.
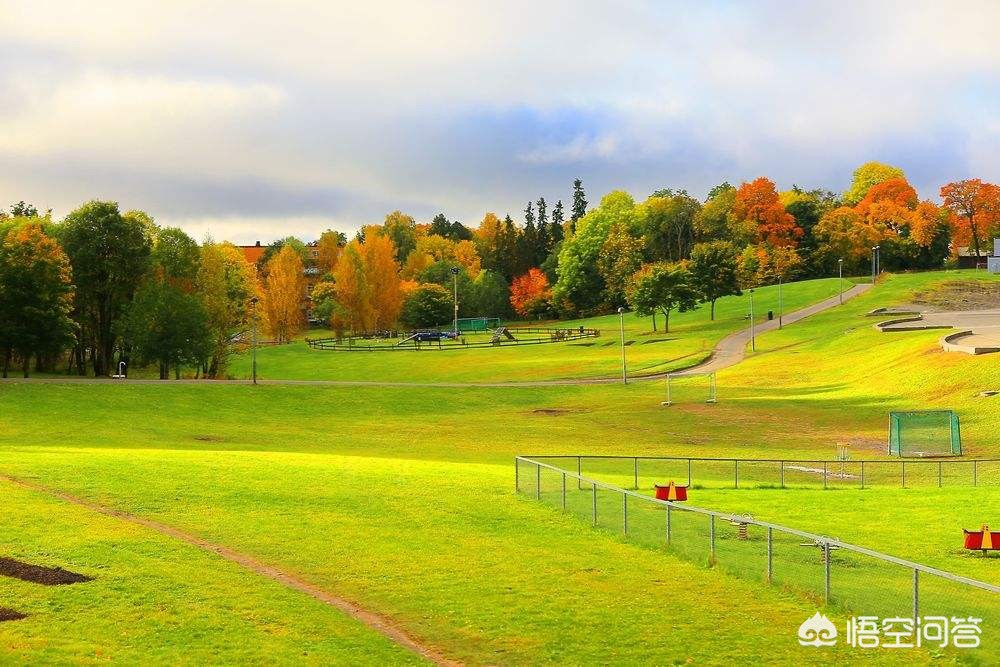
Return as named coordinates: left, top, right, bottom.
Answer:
left=0, top=474, right=459, bottom=666
left=0, top=283, right=871, bottom=388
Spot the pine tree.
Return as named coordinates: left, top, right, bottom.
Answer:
left=571, top=179, right=588, bottom=233
left=550, top=199, right=565, bottom=247
left=536, top=197, right=548, bottom=264
left=520, top=202, right=538, bottom=275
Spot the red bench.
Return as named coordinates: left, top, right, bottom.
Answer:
left=654, top=481, right=688, bottom=501
left=963, top=525, right=997, bottom=552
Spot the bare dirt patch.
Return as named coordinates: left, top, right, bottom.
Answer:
left=192, top=434, right=224, bottom=442
left=531, top=408, right=589, bottom=416
left=0, top=608, right=26, bottom=622
left=0, top=557, right=92, bottom=585
left=912, top=280, right=1000, bottom=311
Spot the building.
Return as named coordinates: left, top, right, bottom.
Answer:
left=989, top=238, right=1000, bottom=274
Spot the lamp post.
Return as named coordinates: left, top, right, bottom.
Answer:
left=871, top=245, right=880, bottom=284
left=838, top=258, right=844, bottom=305
left=451, top=266, right=460, bottom=335
left=749, top=288, right=756, bottom=352
left=777, top=274, right=783, bottom=329
left=250, top=296, right=259, bottom=385
left=617, top=306, right=627, bottom=385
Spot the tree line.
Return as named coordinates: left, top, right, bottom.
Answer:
left=2, top=161, right=997, bottom=376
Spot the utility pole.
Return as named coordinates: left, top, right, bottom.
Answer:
left=250, top=296, right=259, bottom=385
left=838, top=258, right=844, bottom=305
left=451, top=266, right=460, bottom=334
left=617, top=307, right=627, bottom=385
left=749, top=289, right=756, bottom=352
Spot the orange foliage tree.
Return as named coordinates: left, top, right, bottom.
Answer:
left=509, top=268, right=551, bottom=317
left=362, top=233, right=403, bottom=329
left=940, top=179, right=1000, bottom=259
left=731, top=177, right=803, bottom=247
left=260, top=245, right=305, bottom=343
left=333, top=241, right=374, bottom=333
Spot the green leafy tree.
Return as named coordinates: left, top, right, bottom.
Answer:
left=465, top=269, right=512, bottom=319
left=689, top=241, right=741, bottom=320
left=626, top=262, right=699, bottom=333
left=0, top=223, right=76, bottom=377
left=124, top=280, right=210, bottom=379
left=597, top=223, right=645, bottom=307
left=383, top=210, right=417, bottom=263
left=400, top=283, right=452, bottom=328
left=196, top=241, right=257, bottom=378
left=641, top=191, right=701, bottom=261
left=553, top=190, right=638, bottom=315
left=257, top=236, right=308, bottom=274
left=694, top=185, right=736, bottom=242
left=59, top=201, right=152, bottom=376
left=153, top=227, right=201, bottom=287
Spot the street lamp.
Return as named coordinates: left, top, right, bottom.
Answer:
left=777, top=274, right=783, bottom=329
left=748, top=288, right=756, bottom=352
left=617, top=306, right=627, bottom=385
left=450, top=266, right=460, bottom=335
left=838, top=258, right=844, bottom=305
left=871, top=245, right=880, bottom=284
left=250, top=296, right=259, bottom=385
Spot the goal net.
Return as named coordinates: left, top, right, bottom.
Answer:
left=457, top=317, right=501, bottom=332
left=888, top=410, right=962, bottom=457
left=661, top=372, right=717, bottom=406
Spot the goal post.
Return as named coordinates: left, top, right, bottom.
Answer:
left=888, top=410, right=962, bottom=457
left=661, top=372, right=717, bottom=406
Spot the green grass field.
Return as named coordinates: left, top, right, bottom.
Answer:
left=1, top=270, right=998, bottom=664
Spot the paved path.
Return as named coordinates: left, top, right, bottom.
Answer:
left=672, top=283, right=872, bottom=376
left=0, top=284, right=872, bottom=388
left=878, top=309, right=1000, bottom=331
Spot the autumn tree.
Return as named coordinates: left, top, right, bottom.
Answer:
left=383, top=211, right=417, bottom=263
left=641, top=191, right=700, bottom=261
left=843, top=161, right=906, bottom=206
left=260, top=245, right=306, bottom=343
left=731, top=177, right=803, bottom=247
left=316, top=229, right=346, bottom=275
left=59, top=201, right=152, bottom=376
left=814, top=207, right=882, bottom=265
left=362, top=233, right=403, bottom=329
left=334, top=241, right=374, bottom=333
left=940, top=179, right=1000, bottom=260
left=0, top=223, right=76, bottom=378
left=625, top=262, right=699, bottom=333
left=509, top=268, right=551, bottom=318
left=689, top=241, right=741, bottom=320
left=694, top=183, right=736, bottom=242
left=197, top=241, right=257, bottom=377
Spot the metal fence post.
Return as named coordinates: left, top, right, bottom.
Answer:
left=623, top=493, right=628, bottom=535
left=938, top=461, right=943, bottom=488
left=824, top=542, right=831, bottom=604
left=823, top=462, right=828, bottom=490
left=734, top=460, right=739, bottom=489
left=577, top=456, right=582, bottom=491
left=766, top=527, right=773, bottom=583
left=562, top=472, right=567, bottom=510
left=687, top=458, right=692, bottom=486
left=592, top=484, right=597, bottom=525
left=709, top=514, right=716, bottom=561
left=515, top=458, right=520, bottom=493
left=666, top=504, right=672, bottom=545
left=913, top=569, right=919, bottom=622
left=974, top=460, right=978, bottom=487
left=634, top=457, right=639, bottom=490
left=536, top=464, right=541, bottom=500
left=901, top=461, right=906, bottom=488
left=860, top=461, right=865, bottom=490
left=780, top=460, right=785, bottom=489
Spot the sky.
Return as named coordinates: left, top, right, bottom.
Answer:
left=2, top=1, right=999, bottom=243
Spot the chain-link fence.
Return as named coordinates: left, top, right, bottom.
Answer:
left=515, top=455, right=1000, bottom=655
left=521, top=454, right=1000, bottom=490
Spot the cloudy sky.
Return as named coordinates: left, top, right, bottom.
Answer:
left=2, top=1, right=999, bottom=243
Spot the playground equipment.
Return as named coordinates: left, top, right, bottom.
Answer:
left=490, top=327, right=517, bottom=344
left=306, top=326, right=599, bottom=351
left=396, top=330, right=459, bottom=347
left=888, top=410, right=962, bottom=457
left=964, top=525, right=997, bottom=553
left=661, top=372, right=717, bottom=406
left=654, top=481, right=687, bottom=501
left=111, top=361, right=126, bottom=380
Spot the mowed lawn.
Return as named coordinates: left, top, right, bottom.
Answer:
left=1, top=269, right=998, bottom=663
left=227, top=277, right=847, bottom=383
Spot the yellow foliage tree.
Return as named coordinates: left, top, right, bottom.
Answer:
left=261, top=245, right=305, bottom=343
left=334, top=241, right=374, bottom=332
left=362, top=233, right=403, bottom=329
left=316, top=230, right=343, bottom=275
left=453, top=240, right=481, bottom=278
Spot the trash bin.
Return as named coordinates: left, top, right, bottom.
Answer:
left=767, top=310, right=774, bottom=320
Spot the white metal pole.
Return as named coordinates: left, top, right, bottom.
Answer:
left=778, top=275, right=783, bottom=329
left=749, top=289, right=755, bottom=352
left=251, top=297, right=258, bottom=385
left=453, top=271, right=459, bottom=334
left=618, top=307, right=627, bottom=385
left=838, top=259, right=843, bottom=305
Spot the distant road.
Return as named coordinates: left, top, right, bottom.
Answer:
left=1, top=283, right=872, bottom=388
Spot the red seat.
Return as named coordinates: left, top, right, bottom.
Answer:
left=654, top=482, right=687, bottom=501
left=963, top=526, right=997, bottom=550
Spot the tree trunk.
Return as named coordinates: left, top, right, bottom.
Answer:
left=159, top=362, right=168, bottom=380
left=662, top=308, right=671, bottom=333
left=2, top=347, right=10, bottom=378
left=175, top=365, right=180, bottom=380
left=970, top=214, right=982, bottom=260
left=711, top=299, right=716, bottom=321
left=22, top=353, right=30, bottom=379
left=652, top=310, right=657, bottom=332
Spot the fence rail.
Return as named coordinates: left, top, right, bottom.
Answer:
left=306, top=327, right=600, bottom=351
left=520, top=454, right=1000, bottom=490
left=515, top=455, right=999, bottom=652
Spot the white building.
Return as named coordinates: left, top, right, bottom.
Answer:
left=989, top=238, right=1000, bottom=274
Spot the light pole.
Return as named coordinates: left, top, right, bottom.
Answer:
left=838, top=258, right=844, bottom=305
left=617, top=306, right=627, bottom=385
left=871, top=246, right=880, bottom=284
left=749, top=288, right=756, bottom=352
left=451, top=266, right=460, bottom=335
left=250, top=296, right=259, bottom=385
left=777, top=274, right=783, bottom=329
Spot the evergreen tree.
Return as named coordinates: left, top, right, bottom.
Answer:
left=536, top=197, right=548, bottom=264
left=519, top=202, right=538, bottom=275
left=571, top=178, right=588, bottom=232
left=550, top=200, right=565, bottom=247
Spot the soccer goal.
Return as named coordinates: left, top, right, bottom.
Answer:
left=661, top=372, right=717, bottom=406
left=457, top=317, right=501, bottom=332
left=888, top=410, right=962, bottom=457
